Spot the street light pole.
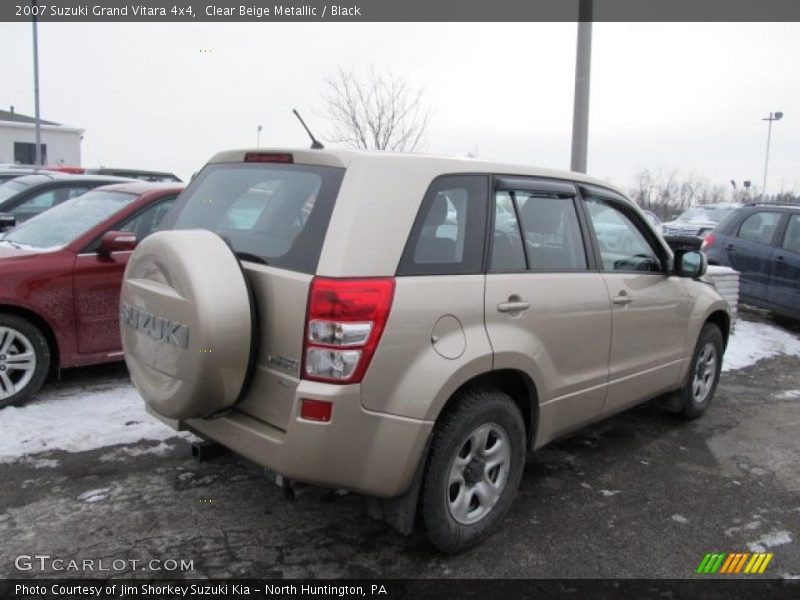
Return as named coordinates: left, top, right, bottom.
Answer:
left=761, top=111, right=783, bottom=199
left=570, top=0, right=593, bottom=174
left=256, top=124, right=263, bottom=147
left=32, top=1, right=43, bottom=166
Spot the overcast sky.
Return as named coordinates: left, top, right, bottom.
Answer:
left=1, top=22, right=798, bottom=193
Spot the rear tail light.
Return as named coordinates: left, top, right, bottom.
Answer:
left=701, top=233, right=716, bottom=249
left=302, top=277, right=395, bottom=384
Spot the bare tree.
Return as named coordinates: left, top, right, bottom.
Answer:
left=321, top=68, right=432, bottom=152
left=629, top=169, right=736, bottom=220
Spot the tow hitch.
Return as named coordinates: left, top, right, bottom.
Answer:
left=191, top=440, right=227, bottom=462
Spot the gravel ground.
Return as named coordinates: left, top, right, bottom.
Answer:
left=1, top=312, right=799, bottom=579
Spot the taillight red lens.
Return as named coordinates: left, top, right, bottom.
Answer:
left=244, top=152, right=293, bottom=163
left=303, top=277, right=395, bottom=384
left=702, top=233, right=716, bottom=249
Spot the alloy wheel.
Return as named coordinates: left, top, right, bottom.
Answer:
left=446, top=422, right=511, bottom=525
left=692, top=342, right=717, bottom=404
left=0, top=326, right=37, bottom=401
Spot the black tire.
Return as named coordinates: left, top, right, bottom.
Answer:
left=679, top=323, right=723, bottom=420
left=421, top=387, right=526, bottom=553
left=0, top=314, right=50, bottom=409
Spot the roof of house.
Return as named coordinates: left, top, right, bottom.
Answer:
left=0, top=109, right=60, bottom=126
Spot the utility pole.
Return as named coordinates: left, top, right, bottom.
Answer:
left=256, top=124, right=263, bottom=147
left=570, top=0, right=593, bottom=173
left=761, top=111, right=783, bottom=199
left=32, top=0, right=43, bottom=165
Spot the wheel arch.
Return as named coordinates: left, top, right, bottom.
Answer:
left=436, top=369, right=539, bottom=451
left=705, top=309, right=731, bottom=349
left=0, top=304, right=60, bottom=373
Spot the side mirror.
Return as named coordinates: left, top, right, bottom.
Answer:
left=0, top=213, right=16, bottom=232
left=675, top=250, right=707, bottom=278
left=99, top=231, right=137, bottom=256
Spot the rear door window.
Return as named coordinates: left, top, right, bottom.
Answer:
left=513, top=191, right=587, bottom=271
left=782, top=214, right=800, bottom=254
left=490, top=194, right=526, bottom=271
left=737, top=211, right=781, bottom=245
left=164, top=163, right=344, bottom=274
left=490, top=187, right=588, bottom=272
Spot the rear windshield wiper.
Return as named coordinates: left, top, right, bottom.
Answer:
left=235, top=251, right=268, bottom=265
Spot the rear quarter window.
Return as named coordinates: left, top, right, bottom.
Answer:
left=162, top=163, right=344, bottom=274
left=396, top=175, right=489, bottom=276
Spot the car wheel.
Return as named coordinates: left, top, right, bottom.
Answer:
left=0, top=314, right=50, bottom=408
left=421, top=388, right=526, bottom=553
left=680, top=323, right=723, bottom=420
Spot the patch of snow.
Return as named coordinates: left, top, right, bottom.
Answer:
left=599, top=489, right=621, bottom=497
left=17, top=456, right=60, bottom=469
left=0, top=380, right=195, bottom=463
left=723, top=320, right=800, bottom=372
left=747, top=530, right=793, bottom=553
left=775, top=389, right=800, bottom=401
left=671, top=514, right=689, bottom=524
left=78, top=487, right=111, bottom=503
left=725, top=520, right=762, bottom=537
left=99, top=441, right=176, bottom=462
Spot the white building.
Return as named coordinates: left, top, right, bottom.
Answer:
left=0, top=106, right=84, bottom=166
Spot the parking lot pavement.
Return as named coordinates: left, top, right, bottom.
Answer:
left=2, top=313, right=799, bottom=580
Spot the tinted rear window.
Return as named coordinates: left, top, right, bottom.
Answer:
left=164, top=163, right=344, bottom=274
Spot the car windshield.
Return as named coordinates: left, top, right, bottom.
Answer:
left=676, top=206, right=734, bottom=223
left=2, top=190, right=137, bottom=249
left=0, top=176, right=47, bottom=203
left=165, top=162, right=344, bottom=273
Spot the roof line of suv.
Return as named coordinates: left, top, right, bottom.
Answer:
left=206, top=147, right=629, bottom=198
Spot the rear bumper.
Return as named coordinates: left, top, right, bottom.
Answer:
left=182, top=381, right=433, bottom=498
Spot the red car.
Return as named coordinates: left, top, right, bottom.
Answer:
left=0, top=182, right=182, bottom=406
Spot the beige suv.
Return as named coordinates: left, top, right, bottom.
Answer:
left=121, top=149, right=729, bottom=553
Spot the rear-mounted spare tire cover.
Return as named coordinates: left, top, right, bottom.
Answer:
left=120, top=230, right=252, bottom=419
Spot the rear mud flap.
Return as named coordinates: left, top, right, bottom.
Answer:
left=368, top=436, right=431, bottom=536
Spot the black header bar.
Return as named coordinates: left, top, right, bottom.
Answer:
left=3, top=0, right=800, bottom=22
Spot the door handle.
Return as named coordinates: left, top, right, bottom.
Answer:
left=497, top=300, right=530, bottom=313
left=613, top=291, right=633, bottom=306
left=776, top=255, right=785, bottom=261
left=725, top=244, right=735, bottom=251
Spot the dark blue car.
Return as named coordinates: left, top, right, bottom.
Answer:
left=703, top=204, right=800, bottom=321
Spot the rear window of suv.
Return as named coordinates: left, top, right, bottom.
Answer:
left=164, top=163, right=344, bottom=274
